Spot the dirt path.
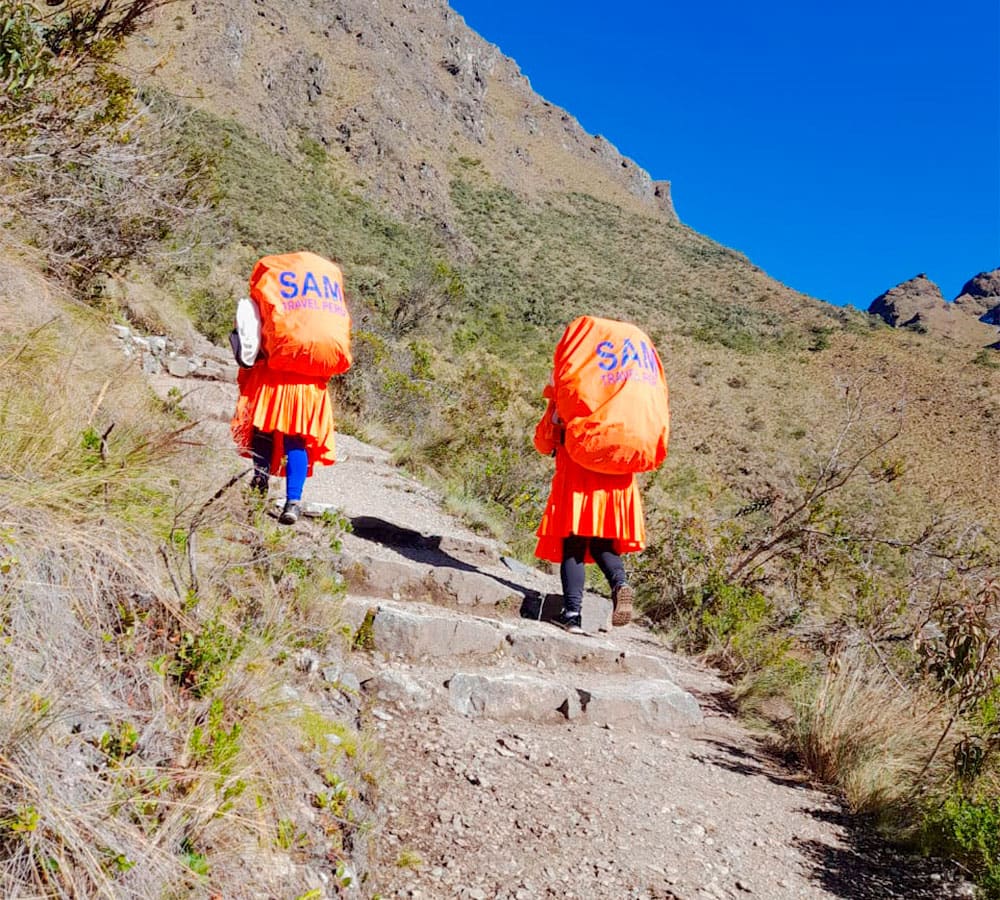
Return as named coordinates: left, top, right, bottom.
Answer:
left=151, top=364, right=973, bottom=900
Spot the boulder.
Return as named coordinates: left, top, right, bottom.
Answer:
left=446, top=672, right=569, bottom=722
left=953, top=268, right=1000, bottom=324
left=868, top=274, right=947, bottom=328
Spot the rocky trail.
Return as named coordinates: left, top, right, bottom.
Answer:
left=140, top=335, right=974, bottom=900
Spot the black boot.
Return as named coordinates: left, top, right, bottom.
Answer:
left=279, top=501, right=301, bottom=525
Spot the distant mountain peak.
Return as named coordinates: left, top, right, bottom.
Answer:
left=953, top=268, right=1000, bottom=325
left=868, top=270, right=1000, bottom=344
left=868, top=274, right=946, bottom=328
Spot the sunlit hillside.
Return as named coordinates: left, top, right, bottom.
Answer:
left=2, top=0, right=998, bottom=895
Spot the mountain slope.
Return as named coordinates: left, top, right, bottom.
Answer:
left=120, top=0, right=999, bottom=533
left=125, top=0, right=674, bottom=226
left=3, top=1, right=999, bottom=893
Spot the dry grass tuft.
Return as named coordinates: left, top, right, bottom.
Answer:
left=793, top=653, right=957, bottom=818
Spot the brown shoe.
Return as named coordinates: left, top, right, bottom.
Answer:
left=611, top=584, right=634, bottom=627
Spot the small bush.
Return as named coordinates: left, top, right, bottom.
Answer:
left=927, top=793, right=1000, bottom=898
left=973, top=348, right=999, bottom=369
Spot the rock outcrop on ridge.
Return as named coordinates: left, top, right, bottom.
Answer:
left=953, top=268, right=1000, bottom=324
left=868, top=272, right=1000, bottom=346
left=868, top=273, right=948, bottom=329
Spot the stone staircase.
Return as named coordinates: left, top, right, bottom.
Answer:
left=140, top=349, right=977, bottom=900
left=127, top=323, right=704, bottom=736
left=334, top=528, right=703, bottom=734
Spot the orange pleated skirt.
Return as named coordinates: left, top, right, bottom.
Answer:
left=534, top=445, right=646, bottom=563
left=231, top=364, right=337, bottom=475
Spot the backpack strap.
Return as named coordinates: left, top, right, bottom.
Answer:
left=231, top=297, right=261, bottom=368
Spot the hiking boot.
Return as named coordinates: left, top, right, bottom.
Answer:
left=611, top=584, right=634, bottom=627
left=279, top=501, right=301, bottom=525
left=554, top=612, right=585, bottom=635
left=249, top=472, right=269, bottom=496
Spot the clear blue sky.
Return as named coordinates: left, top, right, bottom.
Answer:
left=450, top=1, right=1000, bottom=308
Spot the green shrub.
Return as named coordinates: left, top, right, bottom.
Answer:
left=0, top=2, right=51, bottom=104
left=927, top=794, right=1000, bottom=897
left=188, top=285, right=236, bottom=344
left=171, top=613, right=245, bottom=698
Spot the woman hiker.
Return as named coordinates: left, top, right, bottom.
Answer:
left=533, top=395, right=641, bottom=633
left=230, top=251, right=352, bottom=524
left=532, top=315, right=670, bottom=633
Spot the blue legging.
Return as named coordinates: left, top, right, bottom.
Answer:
left=560, top=535, right=627, bottom=616
left=251, top=431, right=309, bottom=501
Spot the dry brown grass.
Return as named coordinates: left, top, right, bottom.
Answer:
left=793, top=653, right=958, bottom=819
left=0, top=256, right=376, bottom=896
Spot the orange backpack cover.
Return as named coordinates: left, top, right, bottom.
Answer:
left=552, top=315, right=670, bottom=474
left=250, top=251, right=352, bottom=378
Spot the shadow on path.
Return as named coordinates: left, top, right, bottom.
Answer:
left=347, top=515, right=549, bottom=617
left=349, top=515, right=478, bottom=570
left=794, top=807, right=973, bottom=899
left=691, top=738, right=973, bottom=898
left=691, top=737, right=811, bottom=792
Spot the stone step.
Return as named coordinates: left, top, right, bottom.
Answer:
left=338, top=594, right=704, bottom=733
left=340, top=552, right=527, bottom=611
left=341, top=596, right=676, bottom=679
left=445, top=670, right=702, bottom=732
left=504, top=629, right=675, bottom=679
left=342, top=596, right=513, bottom=660
left=339, top=547, right=611, bottom=628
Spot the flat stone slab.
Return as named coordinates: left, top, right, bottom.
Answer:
left=437, top=534, right=502, bottom=566
left=339, top=550, right=527, bottom=612
left=446, top=672, right=569, bottom=723
left=504, top=630, right=675, bottom=679
left=339, top=551, right=432, bottom=601
left=581, top=679, right=703, bottom=730
left=446, top=670, right=702, bottom=732
left=425, top=566, right=524, bottom=609
left=342, top=597, right=511, bottom=660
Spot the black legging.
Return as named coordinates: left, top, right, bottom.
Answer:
left=560, top=535, right=627, bottom=615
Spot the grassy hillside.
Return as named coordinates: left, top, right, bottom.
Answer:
left=164, top=114, right=999, bottom=896
left=0, top=8, right=380, bottom=894
left=3, top=1, right=999, bottom=894
left=0, top=244, right=381, bottom=896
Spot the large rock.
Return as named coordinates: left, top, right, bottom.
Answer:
left=869, top=273, right=999, bottom=344
left=447, top=672, right=570, bottom=722
left=341, top=599, right=512, bottom=660
left=953, top=268, right=1000, bottom=324
left=425, top=566, right=524, bottom=609
left=582, top=679, right=703, bottom=730
left=364, top=670, right=437, bottom=711
left=868, top=274, right=947, bottom=328
left=339, top=551, right=432, bottom=601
